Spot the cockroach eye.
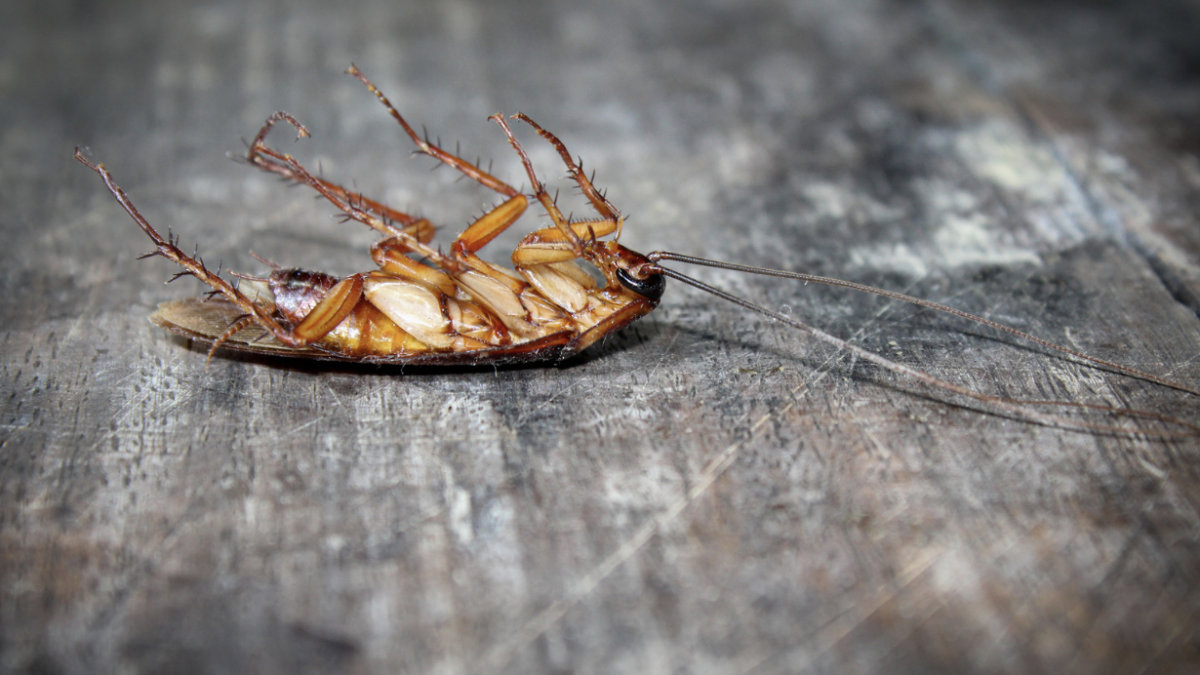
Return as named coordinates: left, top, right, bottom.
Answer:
left=616, top=267, right=666, bottom=301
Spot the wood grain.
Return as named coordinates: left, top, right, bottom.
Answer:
left=3, top=1, right=1199, bottom=673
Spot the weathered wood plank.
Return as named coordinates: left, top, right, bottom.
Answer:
left=2, top=1, right=1199, bottom=673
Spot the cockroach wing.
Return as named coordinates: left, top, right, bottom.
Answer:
left=149, top=298, right=331, bottom=359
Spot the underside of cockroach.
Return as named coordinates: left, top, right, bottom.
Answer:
left=77, top=65, right=665, bottom=366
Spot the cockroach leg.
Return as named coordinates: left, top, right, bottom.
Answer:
left=77, top=150, right=292, bottom=342
left=345, top=66, right=548, bottom=277
left=75, top=148, right=360, bottom=353
left=209, top=314, right=255, bottom=366
left=489, top=114, right=583, bottom=257
left=245, top=110, right=311, bottom=168
left=248, top=140, right=447, bottom=262
left=246, top=108, right=527, bottom=283
left=513, top=113, right=622, bottom=227
left=246, top=112, right=435, bottom=244
left=371, top=238, right=458, bottom=297
left=346, top=64, right=520, bottom=198
left=290, top=273, right=365, bottom=342
left=451, top=193, right=530, bottom=260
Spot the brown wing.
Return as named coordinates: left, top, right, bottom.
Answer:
left=148, top=298, right=575, bottom=366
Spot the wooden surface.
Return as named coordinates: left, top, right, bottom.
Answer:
left=4, top=0, right=1200, bottom=673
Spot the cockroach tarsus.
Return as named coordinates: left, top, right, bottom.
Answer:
left=77, top=65, right=1198, bottom=437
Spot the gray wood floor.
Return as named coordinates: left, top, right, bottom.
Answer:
left=3, top=0, right=1200, bottom=673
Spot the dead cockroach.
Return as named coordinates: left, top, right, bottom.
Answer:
left=77, top=65, right=1199, bottom=437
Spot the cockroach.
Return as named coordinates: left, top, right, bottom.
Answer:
left=77, top=65, right=1198, bottom=437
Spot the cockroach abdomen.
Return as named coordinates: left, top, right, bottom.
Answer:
left=269, top=269, right=338, bottom=325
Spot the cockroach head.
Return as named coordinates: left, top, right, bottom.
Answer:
left=599, top=242, right=666, bottom=301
